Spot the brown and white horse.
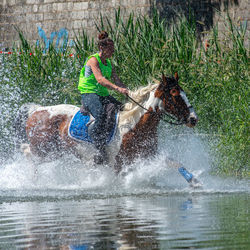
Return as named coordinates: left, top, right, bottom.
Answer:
left=15, top=73, right=198, bottom=174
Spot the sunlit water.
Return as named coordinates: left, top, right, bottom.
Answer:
left=0, top=129, right=249, bottom=249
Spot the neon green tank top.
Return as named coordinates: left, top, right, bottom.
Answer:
left=78, top=53, right=112, bottom=96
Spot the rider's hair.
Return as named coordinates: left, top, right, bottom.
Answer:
left=98, top=31, right=114, bottom=48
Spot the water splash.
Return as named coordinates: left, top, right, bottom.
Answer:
left=0, top=128, right=249, bottom=201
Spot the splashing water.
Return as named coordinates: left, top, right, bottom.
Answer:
left=0, top=126, right=249, bottom=201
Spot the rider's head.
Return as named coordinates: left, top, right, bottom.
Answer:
left=98, top=31, right=114, bottom=58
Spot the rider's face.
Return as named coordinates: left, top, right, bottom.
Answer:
left=101, top=42, right=115, bottom=58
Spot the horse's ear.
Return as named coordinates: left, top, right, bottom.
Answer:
left=174, top=72, right=179, bottom=81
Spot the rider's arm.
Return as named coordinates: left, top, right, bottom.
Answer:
left=111, top=65, right=127, bottom=89
left=88, top=57, right=128, bottom=95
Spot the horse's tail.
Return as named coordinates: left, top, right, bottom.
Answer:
left=13, top=103, right=40, bottom=147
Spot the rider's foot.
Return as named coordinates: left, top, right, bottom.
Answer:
left=94, top=147, right=108, bottom=165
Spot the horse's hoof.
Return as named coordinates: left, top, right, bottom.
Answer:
left=113, top=164, right=122, bottom=175
left=189, top=177, right=202, bottom=188
left=119, top=167, right=133, bottom=177
left=94, top=155, right=104, bottom=165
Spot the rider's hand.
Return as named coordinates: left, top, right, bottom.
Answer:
left=117, top=87, right=129, bottom=96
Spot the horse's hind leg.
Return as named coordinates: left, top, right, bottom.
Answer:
left=20, top=143, right=39, bottom=178
left=165, top=157, right=182, bottom=169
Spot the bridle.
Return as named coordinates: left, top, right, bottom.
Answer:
left=126, top=89, right=188, bottom=126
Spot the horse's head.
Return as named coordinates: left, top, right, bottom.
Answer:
left=155, top=73, right=198, bottom=127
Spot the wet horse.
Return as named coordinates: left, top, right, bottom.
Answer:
left=15, top=73, right=198, bottom=178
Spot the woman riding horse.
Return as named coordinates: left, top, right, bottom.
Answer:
left=16, top=71, right=198, bottom=177
left=78, top=31, right=128, bottom=165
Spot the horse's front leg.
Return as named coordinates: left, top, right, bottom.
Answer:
left=114, top=154, right=123, bottom=174
left=164, top=157, right=182, bottom=169
left=113, top=137, right=158, bottom=175
left=164, top=157, right=202, bottom=187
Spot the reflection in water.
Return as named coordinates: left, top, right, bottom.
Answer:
left=0, top=194, right=249, bottom=249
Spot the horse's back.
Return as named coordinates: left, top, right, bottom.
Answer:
left=34, top=104, right=79, bottom=118
left=27, top=104, right=79, bottom=133
left=24, top=104, right=79, bottom=156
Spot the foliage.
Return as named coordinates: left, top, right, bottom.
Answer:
left=0, top=9, right=249, bottom=176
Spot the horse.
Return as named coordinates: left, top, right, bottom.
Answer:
left=15, top=73, right=199, bottom=184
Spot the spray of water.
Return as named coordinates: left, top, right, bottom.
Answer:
left=0, top=124, right=249, bottom=200
left=0, top=56, right=249, bottom=200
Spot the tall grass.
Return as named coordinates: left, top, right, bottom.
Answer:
left=0, top=9, right=249, bottom=176
left=95, top=9, right=200, bottom=87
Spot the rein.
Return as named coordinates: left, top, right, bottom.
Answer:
left=126, top=94, right=185, bottom=126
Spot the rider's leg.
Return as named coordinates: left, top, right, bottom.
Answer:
left=102, top=95, right=122, bottom=137
left=104, top=95, right=122, bottom=108
left=81, top=94, right=108, bottom=164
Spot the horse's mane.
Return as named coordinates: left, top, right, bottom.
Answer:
left=118, top=82, right=158, bottom=133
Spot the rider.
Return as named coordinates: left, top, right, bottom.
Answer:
left=78, top=31, right=128, bottom=164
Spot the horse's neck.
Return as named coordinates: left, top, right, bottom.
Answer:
left=118, top=85, right=161, bottom=136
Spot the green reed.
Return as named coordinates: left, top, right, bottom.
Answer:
left=1, top=9, right=249, bottom=176
left=4, top=30, right=82, bottom=106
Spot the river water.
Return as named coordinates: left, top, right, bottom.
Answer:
left=0, top=130, right=249, bottom=249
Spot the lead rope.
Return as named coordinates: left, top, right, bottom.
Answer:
left=126, top=94, right=184, bottom=126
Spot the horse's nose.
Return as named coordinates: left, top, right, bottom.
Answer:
left=190, top=117, right=197, bottom=126
left=186, top=113, right=198, bottom=127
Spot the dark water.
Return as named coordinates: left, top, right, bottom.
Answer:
left=0, top=131, right=249, bottom=249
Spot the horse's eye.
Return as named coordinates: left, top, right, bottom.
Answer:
left=170, top=89, right=180, bottom=96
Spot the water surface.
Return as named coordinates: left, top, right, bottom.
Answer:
left=0, top=192, right=249, bottom=249
left=0, top=131, right=249, bottom=249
